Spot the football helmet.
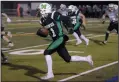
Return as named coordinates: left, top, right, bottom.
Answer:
left=113, top=4, right=118, bottom=10
left=108, top=4, right=114, bottom=11
left=38, top=3, right=52, bottom=17
left=68, top=5, right=76, bottom=12
left=60, top=4, right=66, bottom=10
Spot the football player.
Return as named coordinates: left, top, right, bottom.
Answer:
left=102, top=4, right=118, bottom=44
left=68, top=5, right=89, bottom=45
left=37, top=3, right=93, bottom=80
left=58, top=4, right=71, bottom=33
left=1, top=13, right=14, bottom=47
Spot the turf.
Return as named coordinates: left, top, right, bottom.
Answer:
left=1, top=17, right=118, bottom=82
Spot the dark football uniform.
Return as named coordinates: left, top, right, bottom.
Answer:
left=39, top=11, right=71, bottom=62
left=106, top=9, right=118, bottom=33
left=68, top=10, right=82, bottom=37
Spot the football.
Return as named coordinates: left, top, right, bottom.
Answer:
left=36, top=28, right=49, bottom=37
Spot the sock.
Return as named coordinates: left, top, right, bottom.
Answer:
left=105, top=32, right=109, bottom=41
left=71, top=56, right=87, bottom=62
left=73, top=32, right=82, bottom=43
left=45, top=55, right=53, bottom=75
left=80, top=34, right=88, bottom=42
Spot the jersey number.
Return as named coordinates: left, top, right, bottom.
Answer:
left=50, top=28, right=56, bottom=37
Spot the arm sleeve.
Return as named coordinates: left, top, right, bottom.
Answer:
left=53, top=12, right=62, bottom=21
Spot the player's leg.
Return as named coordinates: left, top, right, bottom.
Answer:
left=41, top=37, right=64, bottom=80
left=57, top=42, right=93, bottom=66
left=75, top=29, right=89, bottom=45
left=73, top=25, right=82, bottom=45
left=113, top=21, right=118, bottom=34
left=1, top=51, right=8, bottom=63
left=103, top=22, right=114, bottom=44
left=73, top=31, right=82, bottom=45
left=2, top=35, right=14, bottom=47
left=1, top=26, right=12, bottom=38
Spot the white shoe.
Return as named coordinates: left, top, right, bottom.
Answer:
left=8, top=42, right=14, bottom=47
left=102, top=41, right=107, bottom=44
left=86, top=39, right=89, bottom=46
left=76, top=41, right=82, bottom=45
left=87, top=55, right=93, bottom=67
left=7, top=31, right=12, bottom=38
left=41, top=73, right=54, bottom=80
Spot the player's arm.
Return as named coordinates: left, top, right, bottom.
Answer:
left=37, top=18, right=48, bottom=37
left=2, top=13, right=9, bottom=18
left=2, top=13, right=11, bottom=23
left=79, top=13, right=86, bottom=26
left=102, top=13, right=107, bottom=24
left=53, top=11, right=62, bottom=21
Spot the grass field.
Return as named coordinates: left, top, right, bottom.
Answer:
left=1, top=17, right=118, bottom=82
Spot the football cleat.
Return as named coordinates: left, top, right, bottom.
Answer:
left=41, top=73, right=54, bottom=80
left=86, top=39, right=89, bottom=46
left=102, top=41, right=107, bottom=44
left=87, top=55, right=93, bottom=67
left=76, top=41, right=82, bottom=45
left=8, top=42, right=14, bottom=47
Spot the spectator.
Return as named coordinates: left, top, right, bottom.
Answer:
left=19, top=6, right=23, bottom=17
left=27, top=6, right=31, bottom=16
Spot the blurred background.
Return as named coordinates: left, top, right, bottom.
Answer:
left=1, top=1, right=118, bottom=18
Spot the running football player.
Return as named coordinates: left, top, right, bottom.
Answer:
left=102, top=4, right=118, bottom=44
left=68, top=5, right=89, bottom=45
left=37, top=3, right=93, bottom=80
left=58, top=4, right=71, bottom=33
left=1, top=13, right=14, bottom=47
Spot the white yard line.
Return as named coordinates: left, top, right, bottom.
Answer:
left=3, top=44, right=49, bottom=52
left=4, top=34, right=116, bottom=53
left=3, top=34, right=103, bottom=53
left=3, top=34, right=105, bottom=52
left=58, top=61, right=118, bottom=82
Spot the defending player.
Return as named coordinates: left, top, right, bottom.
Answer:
left=37, top=3, right=93, bottom=80
left=1, top=13, right=14, bottom=47
left=68, top=5, right=89, bottom=45
left=58, top=4, right=71, bottom=33
left=102, top=4, right=118, bottom=44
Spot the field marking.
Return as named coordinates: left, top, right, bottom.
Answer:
left=13, top=33, right=35, bottom=36
left=3, top=34, right=116, bottom=53
left=9, top=49, right=84, bottom=55
left=58, top=61, right=118, bottom=82
left=3, top=34, right=103, bottom=53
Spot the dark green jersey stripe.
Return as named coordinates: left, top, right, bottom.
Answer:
left=74, top=15, right=81, bottom=30
left=47, top=37, right=63, bottom=50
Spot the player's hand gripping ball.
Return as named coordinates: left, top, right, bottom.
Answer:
left=36, top=27, right=49, bottom=37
